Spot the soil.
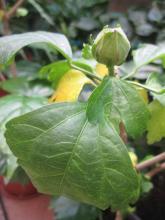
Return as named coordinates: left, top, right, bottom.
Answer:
left=101, top=171, right=165, bottom=220
left=136, top=171, right=165, bottom=220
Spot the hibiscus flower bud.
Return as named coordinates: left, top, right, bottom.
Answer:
left=92, top=26, right=130, bottom=66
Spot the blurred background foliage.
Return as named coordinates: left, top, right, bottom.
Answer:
left=1, top=0, right=165, bottom=47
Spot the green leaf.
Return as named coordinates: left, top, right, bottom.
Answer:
left=0, top=31, right=72, bottom=66
left=0, top=95, right=47, bottom=180
left=133, top=44, right=165, bottom=69
left=87, top=77, right=150, bottom=138
left=9, top=166, right=30, bottom=185
left=40, top=59, right=96, bottom=88
left=5, top=102, right=139, bottom=210
left=146, top=73, right=165, bottom=106
left=40, top=60, right=71, bottom=88
left=0, top=77, right=53, bottom=97
left=0, top=94, right=47, bottom=133
left=52, top=197, right=99, bottom=220
left=123, top=44, right=165, bottom=79
left=147, top=100, right=165, bottom=144
left=140, top=175, right=153, bottom=195
left=72, top=60, right=95, bottom=74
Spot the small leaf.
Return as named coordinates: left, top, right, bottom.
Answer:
left=5, top=102, right=139, bottom=210
left=146, top=73, right=165, bottom=106
left=140, top=175, right=153, bottom=195
left=0, top=31, right=72, bottom=66
left=82, top=44, right=93, bottom=59
left=87, top=77, right=150, bottom=138
left=49, top=69, right=93, bottom=102
left=147, top=100, right=165, bottom=144
left=40, top=60, right=71, bottom=88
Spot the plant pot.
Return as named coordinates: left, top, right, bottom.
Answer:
left=0, top=89, right=8, bottom=97
left=0, top=176, right=54, bottom=220
left=0, top=190, right=54, bottom=220
left=4, top=181, right=38, bottom=199
left=0, top=176, right=38, bottom=199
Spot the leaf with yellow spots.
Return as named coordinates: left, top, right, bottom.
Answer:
left=49, top=69, right=93, bottom=102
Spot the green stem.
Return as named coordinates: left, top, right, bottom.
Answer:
left=127, top=80, right=165, bottom=94
left=70, top=63, right=102, bottom=81
left=122, top=68, right=138, bottom=80
left=108, top=65, right=115, bottom=76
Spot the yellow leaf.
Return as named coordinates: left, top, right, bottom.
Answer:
left=49, top=69, right=92, bottom=102
left=95, top=63, right=108, bottom=78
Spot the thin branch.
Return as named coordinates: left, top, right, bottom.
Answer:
left=136, top=152, right=165, bottom=171
left=0, top=72, right=6, bottom=81
left=0, top=195, right=9, bottom=220
left=146, top=162, right=165, bottom=178
left=115, top=211, right=123, bottom=220
left=119, top=122, right=128, bottom=144
left=0, top=0, right=6, bottom=9
left=127, top=80, right=165, bottom=94
left=5, top=0, right=25, bottom=19
left=70, top=63, right=102, bottom=81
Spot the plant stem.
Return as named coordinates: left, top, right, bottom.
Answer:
left=122, top=68, right=138, bottom=80
left=108, top=65, right=115, bottom=76
left=0, top=195, right=9, bottom=220
left=70, top=63, right=102, bottom=81
left=6, top=0, right=25, bottom=19
left=0, top=72, right=6, bottom=81
left=136, top=152, right=165, bottom=171
left=0, top=0, right=25, bottom=77
left=119, top=122, right=128, bottom=144
left=146, top=162, right=165, bottom=178
left=127, top=80, right=165, bottom=94
left=115, top=211, right=123, bottom=220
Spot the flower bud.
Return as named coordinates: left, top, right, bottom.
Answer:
left=92, top=26, right=130, bottom=66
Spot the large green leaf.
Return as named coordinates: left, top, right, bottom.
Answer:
left=87, top=77, right=150, bottom=138
left=147, top=100, right=165, bottom=144
left=5, top=102, right=139, bottom=210
left=0, top=31, right=72, bottom=66
left=146, top=73, right=165, bottom=106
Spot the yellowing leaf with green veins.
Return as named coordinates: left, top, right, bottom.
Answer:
left=49, top=69, right=93, bottom=102
left=147, top=100, right=165, bottom=144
